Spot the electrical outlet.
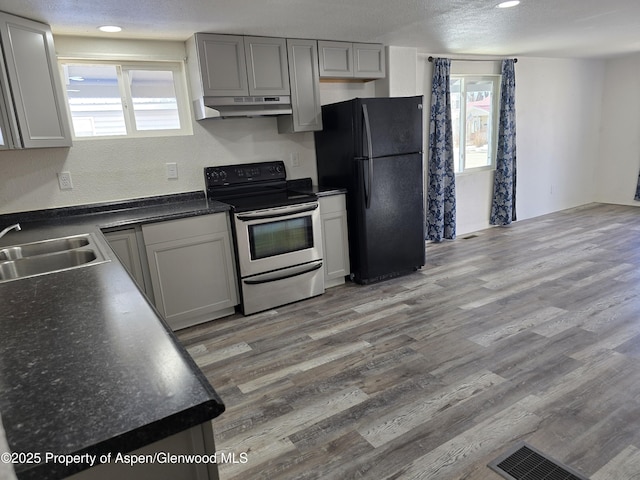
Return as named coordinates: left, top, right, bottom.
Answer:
left=290, top=152, right=300, bottom=167
left=57, top=171, right=73, bottom=190
left=166, top=162, right=178, bottom=179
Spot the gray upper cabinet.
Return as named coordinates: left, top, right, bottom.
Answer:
left=0, top=11, right=72, bottom=149
left=0, top=47, right=13, bottom=150
left=193, top=33, right=249, bottom=97
left=244, top=36, right=290, bottom=96
left=191, top=33, right=289, bottom=98
left=318, top=41, right=354, bottom=77
left=277, top=39, right=322, bottom=133
left=353, top=43, right=386, bottom=79
left=318, top=40, right=385, bottom=79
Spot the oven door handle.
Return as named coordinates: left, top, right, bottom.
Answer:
left=243, top=261, right=323, bottom=285
left=236, top=204, right=318, bottom=221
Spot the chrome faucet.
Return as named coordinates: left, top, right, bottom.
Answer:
left=0, top=223, right=21, bottom=239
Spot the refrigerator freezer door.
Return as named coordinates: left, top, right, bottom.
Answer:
left=352, top=152, right=425, bottom=284
left=357, top=96, right=423, bottom=158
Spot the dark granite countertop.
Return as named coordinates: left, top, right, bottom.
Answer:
left=0, top=191, right=231, bottom=231
left=0, top=192, right=228, bottom=479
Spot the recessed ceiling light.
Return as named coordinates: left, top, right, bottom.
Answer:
left=98, top=25, right=122, bottom=33
left=497, top=1, right=520, bottom=7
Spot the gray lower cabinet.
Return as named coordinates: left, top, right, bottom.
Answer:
left=103, top=227, right=153, bottom=300
left=318, top=40, right=385, bottom=79
left=0, top=11, right=72, bottom=149
left=68, top=422, right=219, bottom=480
left=320, top=194, right=350, bottom=288
left=277, top=39, right=322, bottom=133
left=142, top=213, right=238, bottom=330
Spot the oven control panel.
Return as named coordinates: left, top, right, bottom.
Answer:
left=205, top=161, right=286, bottom=186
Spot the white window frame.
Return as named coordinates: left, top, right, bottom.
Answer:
left=450, top=74, right=501, bottom=174
left=59, top=59, right=192, bottom=140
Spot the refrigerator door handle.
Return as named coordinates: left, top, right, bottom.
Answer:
left=362, top=104, right=374, bottom=209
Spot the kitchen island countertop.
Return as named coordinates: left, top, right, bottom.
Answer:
left=0, top=192, right=229, bottom=479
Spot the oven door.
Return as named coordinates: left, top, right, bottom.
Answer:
left=233, top=202, right=323, bottom=278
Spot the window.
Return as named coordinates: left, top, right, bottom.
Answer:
left=450, top=75, right=500, bottom=173
left=60, top=61, right=191, bottom=139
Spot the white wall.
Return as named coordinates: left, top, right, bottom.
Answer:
left=596, top=53, right=640, bottom=205
left=515, top=57, right=603, bottom=221
left=0, top=118, right=318, bottom=215
left=376, top=46, right=418, bottom=97
left=319, top=81, right=376, bottom=105
left=418, top=54, right=605, bottom=235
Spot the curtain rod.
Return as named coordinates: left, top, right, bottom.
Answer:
left=427, top=56, right=517, bottom=63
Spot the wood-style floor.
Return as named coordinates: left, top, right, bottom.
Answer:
left=177, top=202, right=640, bottom=479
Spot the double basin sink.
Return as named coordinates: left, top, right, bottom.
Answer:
left=0, top=233, right=110, bottom=283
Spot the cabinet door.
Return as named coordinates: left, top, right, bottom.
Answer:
left=0, top=13, right=72, bottom=148
left=243, top=36, right=290, bottom=96
left=320, top=195, right=350, bottom=288
left=143, top=214, right=238, bottom=330
left=278, top=39, right=322, bottom=133
left=0, top=53, right=14, bottom=149
left=195, top=33, right=249, bottom=97
left=318, top=41, right=354, bottom=78
left=103, top=229, right=148, bottom=293
left=353, top=43, right=385, bottom=79
left=145, top=232, right=238, bottom=330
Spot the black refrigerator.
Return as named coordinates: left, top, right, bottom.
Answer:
left=314, top=96, right=425, bottom=285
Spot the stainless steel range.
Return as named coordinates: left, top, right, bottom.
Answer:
left=205, top=161, right=324, bottom=315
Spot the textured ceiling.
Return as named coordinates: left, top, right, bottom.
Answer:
left=1, top=0, right=639, bottom=58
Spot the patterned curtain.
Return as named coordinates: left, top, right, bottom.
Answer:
left=490, top=59, right=517, bottom=225
left=635, top=170, right=640, bottom=200
left=426, top=58, right=456, bottom=241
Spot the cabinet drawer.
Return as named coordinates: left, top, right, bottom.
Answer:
left=319, top=194, right=346, bottom=214
left=142, top=213, right=229, bottom=245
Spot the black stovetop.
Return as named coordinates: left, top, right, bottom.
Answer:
left=216, top=190, right=316, bottom=212
left=205, top=161, right=316, bottom=213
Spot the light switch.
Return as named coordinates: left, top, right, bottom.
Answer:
left=166, top=162, right=178, bottom=179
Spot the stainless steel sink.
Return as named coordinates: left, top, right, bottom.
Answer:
left=0, top=235, right=90, bottom=260
left=0, top=233, right=110, bottom=283
left=0, top=250, right=98, bottom=281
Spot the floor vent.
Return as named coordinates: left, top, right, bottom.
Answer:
left=463, top=234, right=479, bottom=240
left=488, top=442, right=589, bottom=480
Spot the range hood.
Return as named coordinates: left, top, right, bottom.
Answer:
left=193, top=95, right=292, bottom=120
